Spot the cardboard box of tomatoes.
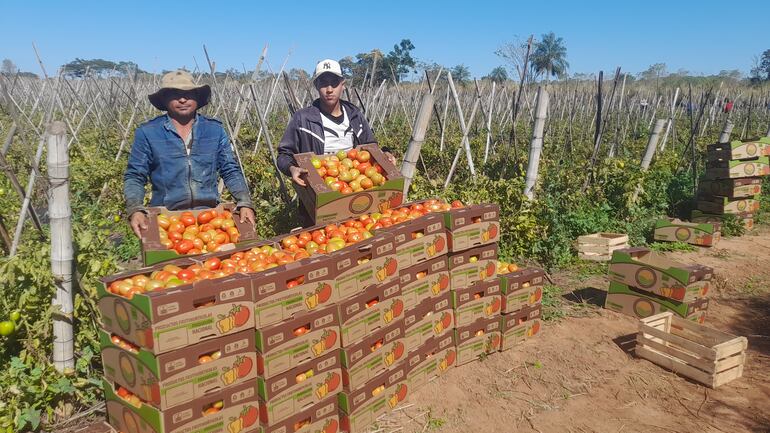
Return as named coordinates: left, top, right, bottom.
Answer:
left=698, top=177, right=762, bottom=199
left=447, top=243, right=498, bottom=291
left=452, top=278, right=502, bottom=327
left=260, top=398, right=340, bottom=433
left=704, top=156, right=770, bottom=179
left=706, top=137, right=770, bottom=161
left=500, top=304, right=542, bottom=352
left=405, top=332, right=456, bottom=392
left=103, top=378, right=260, bottom=433
left=141, top=203, right=258, bottom=266
left=443, top=203, right=500, bottom=253
left=100, top=329, right=257, bottom=411
left=338, top=365, right=409, bottom=433
left=403, top=291, right=453, bottom=354
left=399, top=255, right=450, bottom=312
left=653, top=218, right=720, bottom=247
left=605, top=280, right=709, bottom=323
left=257, top=351, right=342, bottom=427
left=338, top=279, right=404, bottom=347
left=340, top=320, right=406, bottom=392
left=385, top=210, right=448, bottom=269
left=293, top=144, right=405, bottom=225
left=498, top=267, right=545, bottom=314
left=454, top=315, right=501, bottom=366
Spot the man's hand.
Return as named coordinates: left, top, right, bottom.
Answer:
left=238, top=207, right=256, bottom=225
left=289, top=166, right=308, bottom=186
left=129, top=212, right=148, bottom=238
left=384, top=151, right=398, bottom=167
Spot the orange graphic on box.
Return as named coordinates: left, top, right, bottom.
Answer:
left=216, top=304, right=250, bottom=334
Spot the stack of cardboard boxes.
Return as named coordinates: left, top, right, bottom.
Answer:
left=97, top=196, right=546, bottom=433
left=605, top=247, right=713, bottom=323
left=693, top=137, right=770, bottom=230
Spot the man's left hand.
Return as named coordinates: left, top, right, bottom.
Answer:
left=239, top=207, right=256, bottom=225
left=384, top=151, right=398, bottom=167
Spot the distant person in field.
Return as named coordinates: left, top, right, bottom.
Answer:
left=278, top=59, right=391, bottom=187
left=724, top=98, right=734, bottom=114
left=124, top=69, right=255, bottom=237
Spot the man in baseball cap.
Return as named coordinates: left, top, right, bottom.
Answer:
left=124, top=69, right=255, bottom=238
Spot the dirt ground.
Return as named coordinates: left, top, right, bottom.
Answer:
left=72, top=228, right=770, bottom=433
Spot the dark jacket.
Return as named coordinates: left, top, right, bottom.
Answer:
left=277, top=99, right=377, bottom=176
left=124, top=114, right=253, bottom=216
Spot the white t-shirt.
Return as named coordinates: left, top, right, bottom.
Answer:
left=321, top=107, right=354, bottom=154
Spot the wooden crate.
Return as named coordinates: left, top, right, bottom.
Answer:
left=577, top=232, right=629, bottom=261
left=635, top=312, right=747, bottom=388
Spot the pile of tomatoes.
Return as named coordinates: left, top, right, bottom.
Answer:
left=157, top=209, right=240, bottom=255
left=310, top=149, right=387, bottom=194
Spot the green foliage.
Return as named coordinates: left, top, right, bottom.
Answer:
left=541, top=285, right=566, bottom=321
left=717, top=214, right=746, bottom=237
left=648, top=241, right=696, bottom=252
left=530, top=32, right=569, bottom=80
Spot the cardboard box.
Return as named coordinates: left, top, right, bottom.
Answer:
left=403, top=292, right=453, bottom=354
left=499, top=268, right=545, bottom=314
left=605, top=281, right=708, bottom=323
left=257, top=352, right=341, bottom=427
left=256, top=306, right=340, bottom=379
left=447, top=243, right=498, bottom=291
left=443, top=203, right=500, bottom=252
left=141, top=203, right=258, bottom=266
left=98, top=270, right=254, bottom=355
left=260, top=398, right=339, bottom=433
left=704, top=156, right=770, bottom=179
left=697, top=195, right=760, bottom=215
left=706, top=138, right=770, bottom=161
left=338, top=366, right=409, bottom=433
left=386, top=211, right=448, bottom=268
left=340, top=321, right=406, bottom=392
left=398, top=256, right=450, bottom=312
left=330, top=230, right=399, bottom=298
left=338, top=279, right=404, bottom=347
left=405, top=333, right=456, bottom=391
left=104, top=378, right=259, bottom=433
left=100, top=329, right=256, bottom=410
left=691, top=210, right=755, bottom=230
left=608, top=247, right=712, bottom=303
left=653, top=218, right=721, bottom=247
left=698, top=177, right=762, bottom=199
left=452, top=278, right=502, bottom=327
left=454, top=316, right=501, bottom=366
left=500, top=304, right=542, bottom=351
left=252, top=253, right=338, bottom=329
left=292, top=143, right=405, bottom=225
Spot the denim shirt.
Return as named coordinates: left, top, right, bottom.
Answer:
left=124, top=113, right=252, bottom=216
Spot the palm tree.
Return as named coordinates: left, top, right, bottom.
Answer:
left=530, top=32, right=569, bottom=84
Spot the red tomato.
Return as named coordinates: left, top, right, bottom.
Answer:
left=197, top=210, right=214, bottom=224
left=180, top=214, right=196, bottom=227
left=175, top=240, right=194, bottom=254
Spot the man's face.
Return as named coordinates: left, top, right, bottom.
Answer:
left=314, top=73, right=344, bottom=107
left=163, top=89, right=199, bottom=117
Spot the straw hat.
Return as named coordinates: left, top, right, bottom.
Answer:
left=148, top=70, right=211, bottom=110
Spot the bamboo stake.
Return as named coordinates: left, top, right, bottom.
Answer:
left=524, top=86, right=549, bottom=200
left=484, top=81, right=497, bottom=164
left=47, top=121, right=74, bottom=372
left=718, top=120, right=734, bottom=144
left=401, top=93, right=434, bottom=197
left=631, top=119, right=666, bottom=204
left=659, top=87, right=680, bottom=151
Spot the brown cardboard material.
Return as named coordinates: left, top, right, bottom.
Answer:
left=338, top=279, right=404, bottom=347
left=403, top=291, right=453, bottom=354
left=260, top=398, right=339, bottom=433
left=257, top=352, right=341, bottom=427
left=398, top=256, right=450, bottom=312
left=292, top=143, right=405, bottom=225
left=696, top=195, right=760, bottom=215
left=605, top=281, right=709, bottom=323
left=698, top=177, right=762, bottom=199
left=706, top=139, right=769, bottom=161
left=141, top=203, right=258, bottom=266
left=405, top=333, right=456, bottom=391
left=447, top=243, right=499, bottom=291
left=104, top=378, right=259, bottom=433
left=500, top=304, right=542, bottom=351
left=443, top=203, right=500, bottom=252
left=256, top=306, right=340, bottom=379
left=340, top=321, right=406, bottom=392
left=704, top=156, right=770, bottom=179
left=338, top=365, right=409, bottom=433
left=100, top=329, right=256, bottom=410
left=498, top=268, right=545, bottom=314
left=608, top=247, right=713, bottom=303
left=653, top=218, right=721, bottom=247
left=690, top=210, right=755, bottom=230
left=329, top=230, right=399, bottom=298
left=454, top=316, right=501, bottom=366
left=385, top=211, right=448, bottom=268
left=98, top=269, right=254, bottom=355
left=451, top=278, right=502, bottom=327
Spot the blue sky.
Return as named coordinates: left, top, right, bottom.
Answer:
left=1, top=0, right=768, bottom=79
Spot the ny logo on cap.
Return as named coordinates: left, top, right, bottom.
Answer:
left=323, top=62, right=331, bottom=70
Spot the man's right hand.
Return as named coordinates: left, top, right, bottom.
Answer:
left=289, top=166, right=308, bottom=187
left=130, top=212, right=148, bottom=238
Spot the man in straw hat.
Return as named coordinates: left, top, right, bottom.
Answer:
left=124, top=69, right=255, bottom=237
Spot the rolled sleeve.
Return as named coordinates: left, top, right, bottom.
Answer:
left=124, top=128, right=151, bottom=216
left=216, top=129, right=253, bottom=209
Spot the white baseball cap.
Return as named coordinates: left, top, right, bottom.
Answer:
left=312, top=59, right=344, bottom=82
